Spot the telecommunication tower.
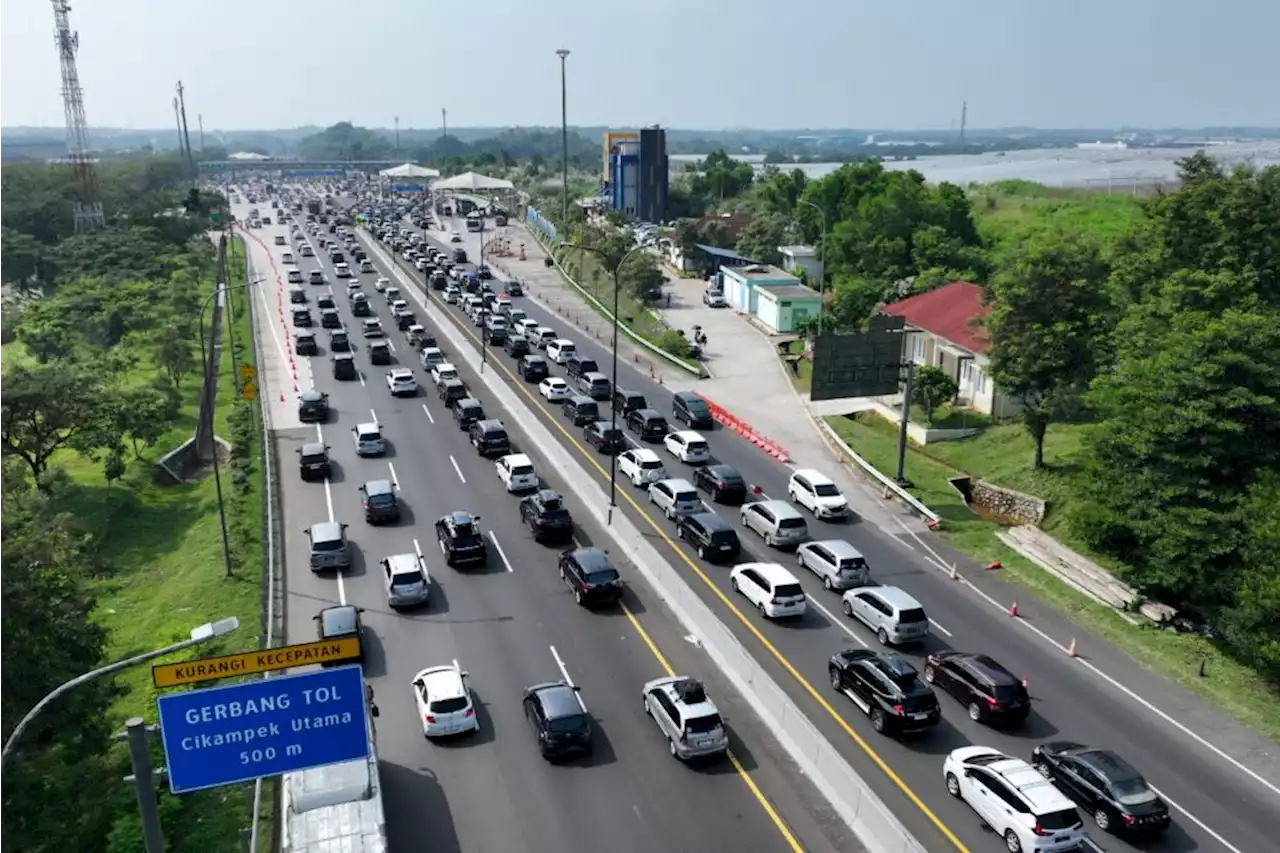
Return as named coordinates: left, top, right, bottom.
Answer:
left=51, top=0, right=105, bottom=231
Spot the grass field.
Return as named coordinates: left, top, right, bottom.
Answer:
left=825, top=413, right=1280, bottom=742
left=970, top=179, right=1147, bottom=259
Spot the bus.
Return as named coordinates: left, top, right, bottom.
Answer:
left=282, top=688, right=385, bottom=852
left=465, top=212, right=484, bottom=232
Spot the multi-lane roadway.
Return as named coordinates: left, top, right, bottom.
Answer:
left=237, top=199, right=861, bottom=853
left=354, top=202, right=1280, bottom=853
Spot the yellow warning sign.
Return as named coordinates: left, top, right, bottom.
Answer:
left=241, top=380, right=258, bottom=401
left=239, top=364, right=257, bottom=384
left=152, top=637, right=362, bottom=688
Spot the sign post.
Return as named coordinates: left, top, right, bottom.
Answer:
left=156, top=665, right=369, bottom=794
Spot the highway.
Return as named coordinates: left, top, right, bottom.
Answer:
left=236, top=198, right=862, bottom=853
left=363, top=202, right=1280, bottom=853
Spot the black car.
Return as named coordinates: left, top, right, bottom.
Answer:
left=332, top=353, right=358, bottom=380
left=297, top=441, right=331, bottom=481
left=558, top=547, right=622, bottom=607
left=519, top=489, right=574, bottom=544
left=452, top=247, right=468, bottom=264
left=924, top=651, right=1030, bottom=726
left=368, top=341, right=392, bottom=365
left=626, top=408, right=669, bottom=442
left=320, top=308, right=342, bottom=329
left=352, top=299, right=373, bottom=317
left=469, top=419, right=510, bottom=457
left=672, top=390, right=715, bottom=429
left=476, top=264, right=492, bottom=280
left=583, top=421, right=625, bottom=455
left=431, top=271, right=449, bottom=290
left=565, top=356, right=599, bottom=382
left=317, top=292, right=336, bottom=309
left=453, top=397, right=486, bottom=430
left=829, top=650, right=940, bottom=736
left=504, top=280, right=523, bottom=296
left=1031, top=742, right=1171, bottom=837
left=438, top=377, right=468, bottom=406
left=297, top=390, right=330, bottom=423
left=674, top=512, right=740, bottom=562
left=562, top=395, right=598, bottom=426
left=359, top=479, right=401, bottom=524
left=434, top=511, right=487, bottom=566
left=292, top=307, right=313, bottom=327
left=504, top=334, right=531, bottom=358
left=520, top=354, right=549, bottom=382
left=694, top=464, right=748, bottom=504
left=329, top=329, right=351, bottom=352
left=394, top=310, right=416, bottom=331
left=294, top=330, right=318, bottom=356
left=523, top=681, right=592, bottom=761
left=314, top=604, right=365, bottom=666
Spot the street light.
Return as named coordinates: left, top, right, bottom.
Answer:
left=1, top=616, right=241, bottom=768
left=555, top=48, right=570, bottom=225
left=558, top=240, right=650, bottom=525
left=795, top=198, right=828, bottom=335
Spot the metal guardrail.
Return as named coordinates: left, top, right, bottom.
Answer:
left=814, top=416, right=943, bottom=525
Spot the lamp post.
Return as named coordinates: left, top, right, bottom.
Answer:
left=198, top=275, right=262, bottom=579
left=0, top=614, right=240, bottom=850
left=796, top=198, right=828, bottom=335
left=558, top=241, right=649, bottom=525
left=556, top=48, right=570, bottom=225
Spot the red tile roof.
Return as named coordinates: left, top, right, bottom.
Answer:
left=882, top=281, right=990, bottom=354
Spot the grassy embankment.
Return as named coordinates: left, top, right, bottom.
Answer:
left=7, top=234, right=271, bottom=849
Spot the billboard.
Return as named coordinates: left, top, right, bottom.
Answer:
left=810, top=315, right=907, bottom=401
left=152, top=637, right=362, bottom=687
left=157, top=665, right=369, bottom=793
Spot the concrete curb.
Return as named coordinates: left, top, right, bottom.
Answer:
left=364, top=230, right=928, bottom=853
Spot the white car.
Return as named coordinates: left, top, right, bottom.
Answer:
left=300, top=244, right=315, bottom=257
left=351, top=422, right=385, bottom=456
left=359, top=260, right=375, bottom=274
left=450, top=231, right=462, bottom=242
left=617, top=448, right=667, bottom=487
left=419, top=346, right=446, bottom=368
left=444, top=285, right=460, bottom=303
left=664, top=430, right=711, bottom=464
left=386, top=369, right=418, bottom=397
left=411, top=663, right=479, bottom=738
left=546, top=339, right=577, bottom=364
left=374, top=277, right=391, bottom=292
left=382, top=552, right=430, bottom=608
left=535, top=327, right=558, bottom=349
left=496, top=453, right=539, bottom=492
left=944, top=747, right=1085, bottom=853
left=346, top=280, right=362, bottom=294
left=430, top=363, right=458, bottom=386
left=516, top=318, right=540, bottom=338
left=788, top=469, right=849, bottom=519
left=539, top=377, right=571, bottom=401
left=282, top=251, right=295, bottom=264
left=362, top=318, right=385, bottom=338
left=334, top=262, right=351, bottom=278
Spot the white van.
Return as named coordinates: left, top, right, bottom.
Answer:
left=647, top=478, right=702, bottom=520
left=546, top=339, right=577, bottom=364
left=729, top=562, right=808, bottom=619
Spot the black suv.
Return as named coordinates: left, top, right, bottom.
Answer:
left=332, top=353, right=358, bottom=380
left=523, top=681, right=591, bottom=761
left=329, top=329, right=351, bottom=352
left=504, top=334, right=530, bottom=358
left=562, top=396, right=598, bottom=426
left=672, top=390, right=715, bottom=429
left=504, top=280, right=523, bottom=296
left=674, top=512, right=741, bottom=563
left=694, top=464, right=747, bottom=504
left=829, top=650, right=940, bottom=736
left=519, top=354, right=549, bottom=382
left=434, top=511, right=488, bottom=566
left=294, top=330, right=318, bottom=356
left=359, top=479, right=401, bottom=524
left=558, top=547, right=623, bottom=607
left=613, top=389, right=647, bottom=417
left=519, top=489, right=574, bottom=544
left=452, top=397, right=486, bottom=430
left=320, top=308, right=342, bottom=329
left=297, top=441, right=331, bottom=481
left=583, top=421, right=625, bottom=455
left=469, top=419, right=510, bottom=457
left=368, top=341, right=391, bottom=365
left=352, top=298, right=373, bottom=318
left=565, top=356, right=599, bottom=382
left=924, top=651, right=1030, bottom=726
left=626, top=408, right=668, bottom=442
left=298, top=390, right=330, bottom=423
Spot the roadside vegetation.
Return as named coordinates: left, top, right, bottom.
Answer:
left=2, top=159, right=267, bottom=852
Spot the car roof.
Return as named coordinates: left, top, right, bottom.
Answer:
left=632, top=407, right=663, bottom=418
left=861, top=584, right=923, bottom=611
left=567, top=547, right=613, bottom=572
left=310, top=520, right=344, bottom=541
left=649, top=677, right=719, bottom=719
left=656, top=477, right=696, bottom=493
left=674, top=391, right=705, bottom=404
left=319, top=604, right=359, bottom=634
left=1071, top=748, right=1141, bottom=782
left=364, top=478, right=394, bottom=495
left=355, top=421, right=379, bottom=433
left=300, top=389, right=325, bottom=401
left=804, top=539, right=864, bottom=560
left=629, top=447, right=661, bottom=462
left=476, top=419, right=504, bottom=431
left=670, top=430, right=704, bottom=441
left=748, top=498, right=803, bottom=518
left=418, top=666, right=465, bottom=699
left=686, top=510, right=731, bottom=531
left=503, top=453, right=533, bottom=467
left=979, top=754, right=1075, bottom=812
left=386, top=552, right=421, bottom=575
left=544, top=376, right=567, bottom=384
left=793, top=468, right=836, bottom=485
left=457, top=397, right=482, bottom=409
left=301, top=441, right=327, bottom=455
left=390, top=368, right=413, bottom=377
left=705, top=464, right=742, bottom=480
left=532, top=682, right=582, bottom=718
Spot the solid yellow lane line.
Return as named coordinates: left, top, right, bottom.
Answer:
left=387, top=248, right=969, bottom=853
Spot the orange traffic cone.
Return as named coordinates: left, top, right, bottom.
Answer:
left=1008, top=601, right=1019, bottom=618
left=1067, top=638, right=1078, bottom=658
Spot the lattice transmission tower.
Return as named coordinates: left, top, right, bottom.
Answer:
left=51, top=0, right=106, bottom=231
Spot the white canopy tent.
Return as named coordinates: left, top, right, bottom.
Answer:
left=378, top=162, right=440, bottom=179
left=430, top=171, right=515, bottom=192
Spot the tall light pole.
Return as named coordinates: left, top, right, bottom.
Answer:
left=394, top=115, right=401, bottom=160
left=560, top=241, right=649, bottom=525
left=796, top=198, right=829, bottom=335
left=3, top=616, right=239, bottom=853
left=556, top=48, right=570, bottom=225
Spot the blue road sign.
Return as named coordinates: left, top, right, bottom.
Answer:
left=157, top=665, right=369, bottom=794
left=392, top=183, right=423, bottom=192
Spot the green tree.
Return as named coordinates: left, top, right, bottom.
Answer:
left=1, top=362, right=105, bottom=484
left=1, top=226, right=46, bottom=293
left=755, top=167, right=808, bottom=217
left=734, top=212, right=791, bottom=265
left=984, top=232, right=1113, bottom=468
left=697, top=218, right=732, bottom=248
left=617, top=252, right=665, bottom=299
left=689, top=150, right=755, bottom=206
left=154, top=324, right=195, bottom=390
left=672, top=219, right=702, bottom=255
left=912, top=365, right=959, bottom=425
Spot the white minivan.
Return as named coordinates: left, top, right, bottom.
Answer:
left=729, top=562, right=808, bottom=619
left=546, top=339, right=577, bottom=364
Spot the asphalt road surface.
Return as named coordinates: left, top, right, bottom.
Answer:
left=238, top=200, right=861, bottom=853
left=357, top=203, right=1280, bottom=853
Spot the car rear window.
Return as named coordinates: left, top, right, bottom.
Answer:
left=313, top=538, right=344, bottom=552
left=687, top=440, right=708, bottom=452
left=367, top=494, right=396, bottom=507
left=512, top=465, right=534, bottom=477
left=899, top=607, right=927, bottom=623
left=839, top=556, right=868, bottom=571
left=360, top=430, right=381, bottom=441
left=709, top=531, right=737, bottom=546
left=684, top=713, right=723, bottom=734
left=483, top=429, right=508, bottom=442
left=585, top=568, right=620, bottom=584
left=778, top=517, right=806, bottom=530
left=640, top=459, right=664, bottom=470
left=992, top=684, right=1022, bottom=702
left=674, top=490, right=698, bottom=504
left=429, top=697, right=469, bottom=714
left=547, top=714, right=588, bottom=734
left=300, top=452, right=326, bottom=464
left=1036, top=808, right=1082, bottom=830
left=391, top=572, right=421, bottom=587
left=814, top=483, right=841, bottom=497
left=774, top=583, right=804, bottom=598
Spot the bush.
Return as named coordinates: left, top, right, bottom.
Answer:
left=657, top=329, right=691, bottom=358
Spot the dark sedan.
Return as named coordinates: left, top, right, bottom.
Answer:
left=1032, top=742, right=1171, bottom=837
left=694, top=464, right=748, bottom=504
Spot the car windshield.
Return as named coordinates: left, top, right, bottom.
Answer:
left=547, top=714, right=588, bottom=734
left=685, top=713, right=723, bottom=734
left=1110, top=777, right=1158, bottom=806
left=585, top=568, right=620, bottom=584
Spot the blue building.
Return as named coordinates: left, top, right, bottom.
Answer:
left=606, top=126, right=668, bottom=223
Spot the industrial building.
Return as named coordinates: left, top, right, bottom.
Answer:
left=604, top=126, right=669, bottom=223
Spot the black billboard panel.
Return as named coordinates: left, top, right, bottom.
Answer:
left=810, top=315, right=906, bottom=401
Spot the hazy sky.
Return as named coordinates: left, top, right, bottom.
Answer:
left=3, top=0, right=1278, bottom=131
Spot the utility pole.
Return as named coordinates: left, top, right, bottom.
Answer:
left=394, top=115, right=400, bottom=160
left=176, top=81, right=194, bottom=178
left=197, top=113, right=205, bottom=152
left=556, top=48, right=570, bottom=224
left=172, top=96, right=185, bottom=159
left=441, top=107, right=447, bottom=147
left=959, top=100, right=968, bottom=146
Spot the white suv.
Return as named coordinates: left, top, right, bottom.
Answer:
left=788, top=469, right=849, bottom=519
left=618, top=448, right=667, bottom=487
left=944, top=747, right=1085, bottom=853
left=385, top=368, right=417, bottom=397
left=664, top=430, right=711, bottom=464
left=496, top=453, right=538, bottom=492
left=642, top=676, right=728, bottom=761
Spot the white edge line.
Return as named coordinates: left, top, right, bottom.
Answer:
left=421, top=402, right=435, bottom=424
left=370, top=408, right=378, bottom=424
left=488, top=531, right=513, bottom=573
left=1149, top=784, right=1243, bottom=853
left=450, top=455, right=467, bottom=484
left=357, top=371, right=366, bottom=387
left=927, top=618, right=953, bottom=638
left=805, top=595, right=868, bottom=648
left=890, top=514, right=1280, bottom=800
left=388, top=462, right=400, bottom=490
left=413, top=538, right=423, bottom=560
left=549, top=645, right=586, bottom=711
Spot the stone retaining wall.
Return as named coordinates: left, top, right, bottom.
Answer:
left=972, top=480, right=1046, bottom=526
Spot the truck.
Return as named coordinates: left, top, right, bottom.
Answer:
left=307, top=199, right=322, bottom=216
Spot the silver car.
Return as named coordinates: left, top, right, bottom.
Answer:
left=739, top=499, right=808, bottom=549
left=642, top=676, right=728, bottom=761
left=382, top=552, right=430, bottom=609
left=797, top=539, right=871, bottom=590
